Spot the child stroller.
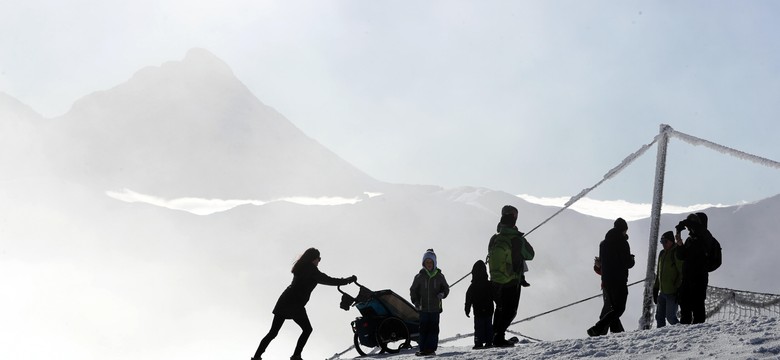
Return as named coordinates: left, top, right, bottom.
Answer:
left=338, top=282, right=420, bottom=356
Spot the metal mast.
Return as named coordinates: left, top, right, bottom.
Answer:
left=639, top=124, right=672, bottom=329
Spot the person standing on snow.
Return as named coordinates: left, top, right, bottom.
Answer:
left=410, top=249, right=450, bottom=357
left=252, top=248, right=356, bottom=360
left=592, top=255, right=624, bottom=334
left=465, top=260, right=494, bottom=349
left=587, top=218, right=635, bottom=336
left=653, top=230, right=684, bottom=327
left=675, top=213, right=713, bottom=324
left=487, top=205, right=535, bottom=347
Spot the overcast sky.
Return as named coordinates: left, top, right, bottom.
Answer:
left=3, top=0, right=780, bottom=205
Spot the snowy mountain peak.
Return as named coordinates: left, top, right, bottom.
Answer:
left=0, top=91, right=43, bottom=122
left=40, top=49, right=381, bottom=199
left=182, top=47, right=233, bottom=72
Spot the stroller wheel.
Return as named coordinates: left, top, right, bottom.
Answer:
left=353, top=333, right=376, bottom=356
left=376, top=317, right=410, bottom=354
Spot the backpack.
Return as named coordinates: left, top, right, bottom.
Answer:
left=488, top=232, right=519, bottom=284
left=705, top=236, right=722, bottom=272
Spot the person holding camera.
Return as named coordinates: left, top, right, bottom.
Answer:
left=587, top=218, right=635, bottom=336
left=675, top=213, right=713, bottom=324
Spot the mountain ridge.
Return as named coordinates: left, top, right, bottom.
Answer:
left=18, top=48, right=384, bottom=199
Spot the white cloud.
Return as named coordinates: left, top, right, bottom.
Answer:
left=106, top=187, right=731, bottom=220
left=517, top=193, right=731, bottom=221
left=105, top=188, right=378, bottom=215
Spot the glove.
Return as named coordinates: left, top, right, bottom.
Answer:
left=437, top=292, right=445, bottom=300
left=465, top=305, right=470, bottom=318
left=653, top=288, right=659, bottom=304
left=347, top=275, right=357, bottom=283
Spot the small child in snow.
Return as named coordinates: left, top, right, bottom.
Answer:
left=465, top=260, right=494, bottom=349
left=410, top=249, right=450, bottom=356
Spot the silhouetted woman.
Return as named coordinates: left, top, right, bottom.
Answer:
left=252, top=248, right=356, bottom=360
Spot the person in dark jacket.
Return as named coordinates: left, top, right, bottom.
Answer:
left=587, top=218, right=635, bottom=336
left=592, top=255, right=624, bottom=334
left=465, top=260, right=494, bottom=349
left=488, top=205, right=535, bottom=347
left=653, top=230, right=683, bottom=327
left=252, top=248, right=356, bottom=360
left=410, top=249, right=450, bottom=356
left=675, top=213, right=713, bottom=324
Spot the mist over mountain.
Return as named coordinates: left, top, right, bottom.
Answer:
left=0, top=91, right=44, bottom=122
left=1, top=49, right=778, bottom=360
left=0, top=92, right=47, bottom=178
left=37, top=48, right=382, bottom=199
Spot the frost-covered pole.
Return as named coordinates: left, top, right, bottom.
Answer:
left=640, top=124, right=672, bottom=330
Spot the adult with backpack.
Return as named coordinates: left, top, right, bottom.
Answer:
left=487, top=205, right=535, bottom=347
left=696, top=212, right=723, bottom=272
left=653, top=231, right=684, bottom=327
left=587, top=218, right=635, bottom=336
left=675, top=213, right=721, bottom=324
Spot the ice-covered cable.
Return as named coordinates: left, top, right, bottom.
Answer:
left=524, top=134, right=662, bottom=237
left=461, top=134, right=662, bottom=287
left=330, top=127, right=780, bottom=358
left=670, top=129, right=780, bottom=169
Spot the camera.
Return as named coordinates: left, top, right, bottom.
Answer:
left=675, top=220, right=687, bottom=232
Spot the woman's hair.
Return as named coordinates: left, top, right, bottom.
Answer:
left=292, top=247, right=321, bottom=273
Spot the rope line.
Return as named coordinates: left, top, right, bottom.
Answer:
left=508, top=278, right=648, bottom=327
left=327, top=345, right=358, bottom=360
left=449, top=133, right=663, bottom=290
left=328, top=283, right=780, bottom=359
left=524, top=134, right=661, bottom=237
left=670, top=129, right=780, bottom=169
left=507, top=329, right=543, bottom=343
left=449, top=126, right=780, bottom=290
left=328, top=127, right=780, bottom=358
left=449, top=271, right=472, bottom=288
left=428, top=278, right=649, bottom=347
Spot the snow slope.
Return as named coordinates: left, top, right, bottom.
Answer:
left=338, top=316, right=780, bottom=359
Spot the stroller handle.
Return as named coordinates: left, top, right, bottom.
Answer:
left=337, top=281, right=367, bottom=296
left=337, top=281, right=368, bottom=311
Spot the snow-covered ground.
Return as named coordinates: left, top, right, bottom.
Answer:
left=339, top=317, right=780, bottom=359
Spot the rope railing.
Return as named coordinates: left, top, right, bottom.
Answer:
left=524, top=134, right=662, bottom=237
left=508, top=278, right=648, bottom=327
left=450, top=126, right=780, bottom=290
left=432, top=278, right=649, bottom=347
left=328, top=283, right=780, bottom=359
left=448, top=134, right=663, bottom=290
left=507, top=329, right=543, bottom=343
left=328, top=126, right=780, bottom=358
left=670, top=129, right=780, bottom=170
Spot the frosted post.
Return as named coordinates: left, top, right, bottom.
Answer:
left=639, top=124, right=671, bottom=330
